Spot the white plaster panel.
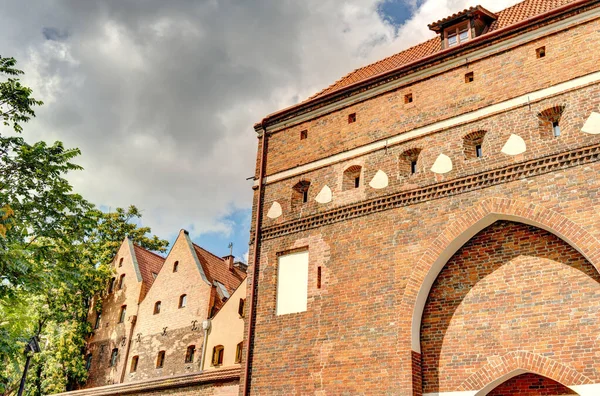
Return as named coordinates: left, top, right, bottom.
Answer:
left=501, top=134, right=527, bottom=155
left=431, top=154, right=453, bottom=174
left=276, top=251, right=308, bottom=316
left=369, top=170, right=389, bottom=189
left=582, top=112, right=600, bottom=134
left=267, top=202, right=282, bottom=219
left=569, top=384, right=600, bottom=395
left=315, top=185, right=333, bottom=204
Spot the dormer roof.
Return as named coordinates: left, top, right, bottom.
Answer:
left=428, top=5, right=497, bottom=33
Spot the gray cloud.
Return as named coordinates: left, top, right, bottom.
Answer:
left=0, top=0, right=520, bottom=239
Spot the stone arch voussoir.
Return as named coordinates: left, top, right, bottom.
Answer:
left=458, top=351, right=592, bottom=394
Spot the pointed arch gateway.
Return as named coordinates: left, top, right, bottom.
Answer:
left=401, top=197, right=600, bottom=394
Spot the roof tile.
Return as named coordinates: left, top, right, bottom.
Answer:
left=306, top=0, right=579, bottom=102
left=133, top=244, right=165, bottom=295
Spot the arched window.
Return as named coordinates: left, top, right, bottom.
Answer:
left=400, top=148, right=422, bottom=176
left=343, top=165, right=362, bottom=191
left=156, top=351, right=165, bottom=368
left=110, top=348, right=118, bottom=367
left=154, top=301, right=161, bottom=314
left=235, top=342, right=243, bottom=364
left=185, top=345, right=195, bottom=363
left=118, top=274, right=125, bottom=290
left=212, top=345, right=224, bottom=366
left=118, top=305, right=127, bottom=323
left=108, top=277, right=116, bottom=293
left=130, top=356, right=139, bottom=373
left=291, top=180, right=311, bottom=210
left=85, top=354, right=93, bottom=371
left=118, top=258, right=123, bottom=267
left=94, top=313, right=102, bottom=330
left=179, top=294, right=187, bottom=309
left=537, top=105, right=566, bottom=139
left=173, top=261, right=179, bottom=272
left=463, top=130, right=487, bottom=160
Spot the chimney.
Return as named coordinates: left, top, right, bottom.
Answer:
left=224, top=255, right=234, bottom=271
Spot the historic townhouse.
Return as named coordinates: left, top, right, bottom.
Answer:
left=243, top=0, right=600, bottom=395
left=76, top=231, right=246, bottom=395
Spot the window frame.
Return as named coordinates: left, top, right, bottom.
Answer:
left=156, top=351, right=165, bottom=368
left=445, top=21, right=471, bottom=48
left=110, top=348, right=118, bottom=367
left=212, top=345, right=224, bottom=366
left=179, top=294, right=187, bottom=309
left=238, top=298, right=245, bottom=318
left=118, top=274, right=125, bottom=290
left=85, top=354, right=93, bottom=371
left=130, top=356, right=139, bottom=373
left=154, top=301, right=161, bottom=315
left=173, top=261, right=179, bottom=272
left=185, top=345, right=196, bottom=363
left=235, top=342, right=243, bottom=364
left=94, top=313, right=102, bottom=330
left=118, top=305, right=127, bottom=324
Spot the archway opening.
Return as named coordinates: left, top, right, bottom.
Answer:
left=419, top=221, right=600, bottom=394
left=485, top=372, right=577, bottom=396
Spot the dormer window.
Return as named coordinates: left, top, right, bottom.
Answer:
left=429, top=6, right=497, bottom=50
left=446, top=22, right=470, bottom=47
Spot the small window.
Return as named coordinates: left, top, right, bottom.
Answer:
left=152, top=272, right=158, bottom=279
left=108, top=277, right=116, bottom=293
left=465, top=72, right=474, bottom=83
left=300, top=129, right=308, bottom=140
left=85, top=354, right=93, bottom=371
left=317, top=266, right=322, bottom=289
left=94, top=313, right=102, bottom=330
left=110, top=348, right=118, bottom=367
left=537, top=105, right=566, bottom=140
left=552, top=121, right=561, bottom=137
left=238, top=298, right=245, bottom=318
left=130, top=356, right=139, bottom=373
left=154, top=301, right=161, bottom=315
left=235, top=342, right=243, bottom=364
left=348, top=113, right=356, bottom=124
left=400, top=148, right=421, bottom=177
left=179, top=294, right=187, bottom=309
left=536, top=46, right=546, bottom=58
left=212, top=345, right=224, bottom=366
left=119, top=305, right=127, bottom=323
left=118, top=258, right=123, bottom=267
left=185, top=345, right=195, bottom=363
left=411, top=160, right=418, bottom=175
left=343, top=165, right=362, bottom=191
left=404, top=93, right=413, bottom=104
left=156, top=351, right=165, bottom=368
left=463, top=130, right=487, bottom=160
left=173, top=261, right=179, bottom=272
left=291, top=180, right=311, bottom=209
left=118, top=274, right=125, bottom=290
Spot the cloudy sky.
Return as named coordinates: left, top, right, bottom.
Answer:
left=0, top=0, right=521, bottom=260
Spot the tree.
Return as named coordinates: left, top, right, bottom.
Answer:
left=0, top=57, right=169, bottom=395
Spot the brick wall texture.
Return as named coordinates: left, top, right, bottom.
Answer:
left=487, top=373, right=577, bottom=395
left=244, top=3, right=600, bottom=395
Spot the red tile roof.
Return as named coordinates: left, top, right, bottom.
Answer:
left=428, top=6, right=498, bottom=32
left=306, top=0, right=580, bottom=102
left=192, top=244, right=246, bottom=294
left=133, top=244, right=165, bottom=295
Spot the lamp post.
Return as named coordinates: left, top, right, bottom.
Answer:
left=17, top=336, right=41, bottom=396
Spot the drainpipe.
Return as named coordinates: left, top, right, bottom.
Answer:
left=199, top=319, right=211, bottom=371
left=243, top=124, right=268, bottom=396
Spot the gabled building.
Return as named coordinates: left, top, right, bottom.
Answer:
left=84, top=237, right=165, bottom=388
left=78, top=230, right=246, bottom=395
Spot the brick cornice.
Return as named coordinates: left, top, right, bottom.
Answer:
left=55, top=368, right=240, bottom=396
left=262, top=142, right=600, bottom=240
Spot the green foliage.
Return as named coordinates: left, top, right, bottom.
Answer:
left=0, top=57, right=169, bottom=395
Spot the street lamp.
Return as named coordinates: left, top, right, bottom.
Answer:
left=17, top=336, right=41, bottom=396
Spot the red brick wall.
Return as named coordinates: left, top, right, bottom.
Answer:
left=488, top=373, right=576, bottom=395
left=264, top=15, right=600, bottom=176
left=246, top=8, right=600, bottom=395
left=421, top=221, right=600, bottom=393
